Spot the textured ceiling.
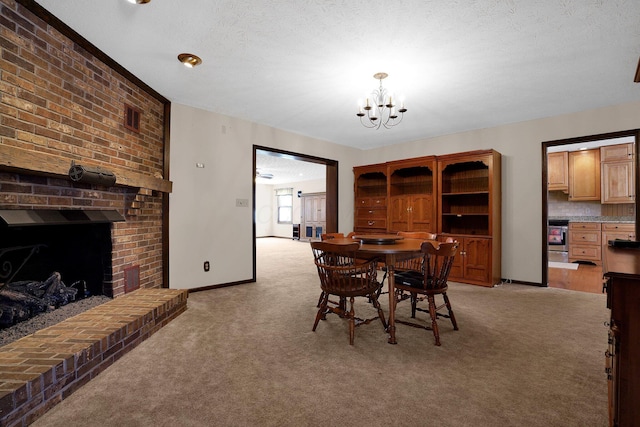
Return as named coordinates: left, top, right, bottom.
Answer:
left=36, top=0, right=640, bottom=153
left=255, top=150, right=326, bottom=185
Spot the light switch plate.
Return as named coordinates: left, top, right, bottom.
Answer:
left=236, top=198, right=249, bottom=207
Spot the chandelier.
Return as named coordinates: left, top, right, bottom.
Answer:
left=356, top=72, right=407, bottom=129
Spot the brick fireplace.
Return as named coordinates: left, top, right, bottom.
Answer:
left=0, top=173, right=165, bottom=297
left=0, top=1, right=172, bottom=297
left=0, top=4, right=185, bottom=424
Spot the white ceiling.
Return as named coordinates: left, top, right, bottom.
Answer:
left=36, top=0, right=640, bottom=154
left=255, top=150, right=326, bottom=184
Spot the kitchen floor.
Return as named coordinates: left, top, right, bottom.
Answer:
left=548, top=262, right=604, bottom=294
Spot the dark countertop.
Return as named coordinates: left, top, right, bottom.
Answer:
left=549, top=216, right=635, bottom=223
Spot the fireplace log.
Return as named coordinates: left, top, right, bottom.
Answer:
left=0, top=272, right=79, bottom=327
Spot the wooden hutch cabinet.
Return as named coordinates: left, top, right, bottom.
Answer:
left=387, top=156, right=436, bottom=233
left=437, top=149, right=502, bottom=287
left=354, top=149, right=502, bottom=287
left=353, top=163, right=387, bottom=233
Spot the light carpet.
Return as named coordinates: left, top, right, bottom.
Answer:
left=33, top=238, right=609, bottom=427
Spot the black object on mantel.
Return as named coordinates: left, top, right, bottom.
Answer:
left=608, top=239, right=640, bottom=249
left=68, top=163, right=116, bottom=186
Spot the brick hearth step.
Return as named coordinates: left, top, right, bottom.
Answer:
left=0, top=288, right=188, bottom=426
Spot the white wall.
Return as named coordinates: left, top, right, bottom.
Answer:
left=170, top=100, right=640, bottom=289
left=169, top=104, right=359, bottom=289
left=256, top=178, right=326, bottom=238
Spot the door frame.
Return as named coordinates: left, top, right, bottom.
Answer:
left=252, top=145, right=338, bottom=280
left=541, top=129, right=640, bottom=287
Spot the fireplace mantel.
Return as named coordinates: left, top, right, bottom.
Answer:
left=0, top=145, right=172, bottom=193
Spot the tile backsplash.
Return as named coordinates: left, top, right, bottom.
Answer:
left=548, top=191, right=635, bottom=217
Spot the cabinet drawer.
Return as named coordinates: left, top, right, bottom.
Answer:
left=356, top=207, right=386, bottom=219
left=355, top=218, right=387, bottom=229
left=569, top=245, right=601, bottom=261
left=570, top=222, right=601, bottom=231
left=602, top=223, right=635, bottom=232
left=603, top=231, right=636, bottom=242
left=570, top=230, right=601, bottom=245
left=356, top=197, right=386, bottom=208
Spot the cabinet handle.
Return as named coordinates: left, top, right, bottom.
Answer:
left=368, top=210, right=374, bottom=214
left=368, top=221, right=375, bottom=226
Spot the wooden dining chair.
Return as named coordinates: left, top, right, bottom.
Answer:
left=320, top=232, right=344, bottom=240
left=316, top=232, right=347, bottom=307
left=311, top=241, right=387, bottom=345
left=392, top=241, right=459, bottom=346
left=378, top=231, right=437, bottom=296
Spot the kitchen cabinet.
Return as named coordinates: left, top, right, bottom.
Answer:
left=602, top=223, right=636, bottom=245
left=437, top=149, right=501, bottom=286
left=548, top=151, right=569, bottom=192
left=387, top=157, right=436, bottom=233
left=601, top=143, right=635, bottom=204
left=353, top=164, right=387, bottom=233
left=568, top=149, right=601, bottom=201
left=569, top=222, right=602, bottom=265
left=602, top=246, right=640, bottom=426
left=601, top=143, right=634, bottom=162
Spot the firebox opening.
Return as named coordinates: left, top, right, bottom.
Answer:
left=0, top=210, right=124, bottom=297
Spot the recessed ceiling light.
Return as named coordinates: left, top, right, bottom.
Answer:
left=127, top=0, right=151, bottom=4
left=177, top=53, right=202, bottom=68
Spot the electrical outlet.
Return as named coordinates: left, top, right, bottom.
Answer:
left=236, top=198, right=249, bottom=207
left=204, top=261, right=210, bottom=272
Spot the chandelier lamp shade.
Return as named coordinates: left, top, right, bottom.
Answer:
left=357, top=72, right=407, bottom=129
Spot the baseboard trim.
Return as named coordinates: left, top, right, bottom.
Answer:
left=500, top=278, right=545, bottom=287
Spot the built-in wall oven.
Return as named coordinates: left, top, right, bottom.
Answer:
left=548, top=219, right=569, bottom=252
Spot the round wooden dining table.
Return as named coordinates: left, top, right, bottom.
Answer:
left=323, top=235, right=433, bottom=344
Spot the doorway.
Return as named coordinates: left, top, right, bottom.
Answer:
left=252, top=145, right=338, bottom=280
left=542, top=129, right=640, bottom=292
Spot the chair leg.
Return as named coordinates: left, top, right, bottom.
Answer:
left=369, top=293, right=387, bottom=330
left=443, top=292, right=458, bottom=330
left=411, top=292, right=418, bottom=318
left=316, top=291, right=325, bottom=308
left=376, top=270, right=387, bottom=298
left=427, top=295, right=441, bottom=346
left=348, top=296, right=355, bottom=345
left=313, top=294, right=329, bottom=331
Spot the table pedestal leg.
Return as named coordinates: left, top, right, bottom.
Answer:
left=387, top=254, right=397, bottom=344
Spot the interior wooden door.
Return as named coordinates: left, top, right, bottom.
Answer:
left=301, top=193, right=326, bottom=238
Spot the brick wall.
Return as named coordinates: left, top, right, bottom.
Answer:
left=0, top=2, right=168, bottom=296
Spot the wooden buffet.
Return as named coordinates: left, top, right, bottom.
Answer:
left=602, top=245, right=640, bottom=426
left=353, top=149, right=501, bottom=287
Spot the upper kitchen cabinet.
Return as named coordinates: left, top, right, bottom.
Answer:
left=568, top=149, right=601, bottom=201
left=387, top=157, right=436, bottom=233
left=601, top=143, right=635, bottom=204
left=548, top=151, right=569, bottom=192
left=353, top=164, right=388, bottom=233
